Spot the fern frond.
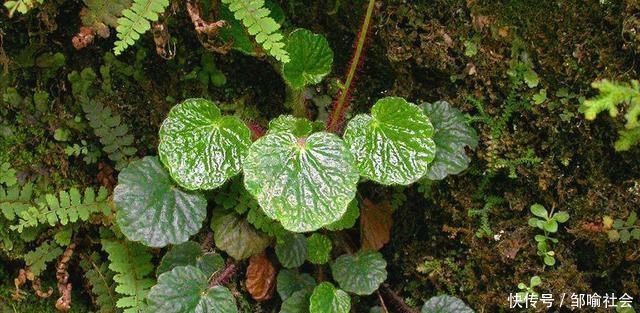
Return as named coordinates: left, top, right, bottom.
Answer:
left=24, top=241, right=63, bottom=276
left=221, top=0, right=289, bottom=63
left=102, top=238, right=154, bottom=313
left=113, top=0, right=170, bottom=55
left=580, top=80, right=640, bottom=121
left=11, top=187, right=110, bottom=233
left=83, top=100, right=137, bottom=169
left=0, top=183, right=34, bottom=221
left=80, top=252, right=119, bottom=313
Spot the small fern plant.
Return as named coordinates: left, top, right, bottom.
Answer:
left=113, top=0, right=170, bottom=55
left=580, top=79, right=640, bottom=151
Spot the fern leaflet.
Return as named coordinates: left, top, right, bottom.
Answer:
left=0, top=183, right=34, bottom=221
left=24, top=240, right=63, bottom=276
left=11, top=187, right=110, bottom=233
left=113, top=0, right=170, bottom=55
left=222, top=0, right=290, bottom=63
left=102, top=238, right=154, bottom=313
left=80, top=252, right=119, bottom=313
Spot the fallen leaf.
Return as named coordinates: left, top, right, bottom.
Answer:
left=246, top=253, right=276, bottom=301
left=360, top=198, right=393, bottom=251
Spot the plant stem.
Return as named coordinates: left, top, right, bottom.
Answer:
left=326, top=0, right=376, bottom=133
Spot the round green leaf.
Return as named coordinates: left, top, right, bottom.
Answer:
left=422, top=101, right=478, bottom=180
left=306, top=234, right=332, bottom=264
left=277, top=269, right=316, bottom=301
left=269, top=115, right=315, bottom=137
left=280, top=289, right=311, bottom=313
left=147, top=265, right=238, bottom=313
left=243, top=131, right=359, bottom=232
left=421, top=295, right=474, bottom=313
left=324, top=200, right=359, bottom=231
left=283, top=29, right=334, bottom=89
left=158, top=98, right=251, bottom=190
left=114, top=156, right=207, bottom=248
left=309, top=282, right=350, bottom=313
left=212, top=213, right=271, bottom=260
left=331, top=251, right=387, bottom=295
left=276, top=234, right=308, bottom=268
left=343, top=97, right=436, bottom=185
left=157, top=241, right=224, bottom=277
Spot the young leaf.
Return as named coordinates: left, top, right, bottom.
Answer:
left=554, top=211, right=570, bottom=223
left=243, top=130, right=359, bottom=232
left=268, top=115, right=316, bottom=137
left=529, top=204, right=547, bottom=218
left=246, top=253, right=277, bottom=301
left=324, top=200, right=359, bottom=231
left=331, top=251, right=387, bottom=295
left=343, top=97, right=436, bottom=185
left=157, top=241, right=224, bottom=277
left=147, top=265, right=238, bottom=313
left=421, top=295, right=474, bottom=313
left=158, top=98, right=252, bottom=190
left=212, top=213, right=271, bottom=260
left=360, top=198, right=393, bottom=251
left=544, top=255, right=556, bottom=266
left=276, top=269, right=316, bottom=301
left=422, top=101, right=478, bottom=180
left=114, top=156, right=208, bottom=247
left=309, top=282, right=351, bottom=313
left=275, top=233, right=308, bottom=268
left=283, top=29, right=334, bottom=89
left=306, top=233, right=332, bottom=264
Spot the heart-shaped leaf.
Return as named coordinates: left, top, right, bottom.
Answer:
left=114, top=156, right=208, bottom=248
left=157, top=241, right=224, bottom=277
left=243, top=130, right=359, bottom=232
left=158, top=98, right=251, bottom=190
left=421, top=295, right=474, bottom=313
left=309, top=282, right=350, bottom=313
left=343, top=97, right=436, bottom=185
left=283, top=29, right=334, bottom=89
left=331, top=251, right=387, bottom=295
left=422, top=101, right=478, bottom=180
left=306, top=234, right=332, bottom=264
left=277, top=269, right=316, bottom=301
left=212, top=213, right=271, bottom=260
left=275, top=233, right=308, bottom=268
left=147, top=265, right=238, bottom=313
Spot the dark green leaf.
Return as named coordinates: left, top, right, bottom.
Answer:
left=276, top=234, right=308, bottom=268
left=423, top=101, right=478, bottom=180
left=331, top=251, right=387, bottom=295
left=212, top=213, right=271, bottom=260
left=114, top=156, right=208, bottom=248
left=305, top=234, right=332, bottom=264
left=147, top=265, right=238, bottom=313
left=280, top=289, right=311, bottom=313
left=157, top=241, right=224, bottom=277
left=277, top=269, right=316, bottom=301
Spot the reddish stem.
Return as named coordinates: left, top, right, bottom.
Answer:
left=326, top=0, right=377, bottom=134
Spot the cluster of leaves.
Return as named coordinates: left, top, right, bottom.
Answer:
left=79, top=252, right=119, bottom=313
left=580, top=80, right=640, bottom=151
left=528, top=204, right=569, bottom=266
left=604, top=212, right=640, bottom=243
left=515, top=276, right=542, bottom=304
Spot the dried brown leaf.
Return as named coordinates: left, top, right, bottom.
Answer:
left=245, top=253, right=276, bottom=301
left=360, top=198, right=393, bottom=251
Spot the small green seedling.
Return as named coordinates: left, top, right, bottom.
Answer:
left=516, top=276, right=542, bottom=303
left=605, top=212, right=640, bottom=243
left=528, top=204, right=569, bottom=266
